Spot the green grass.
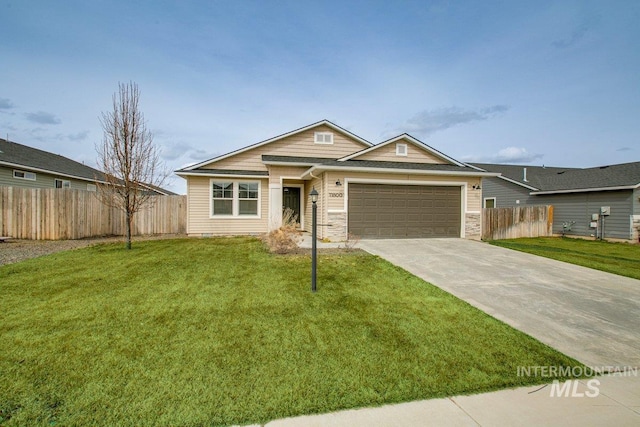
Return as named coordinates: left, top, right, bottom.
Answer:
left=490, top=237, right=640, bottom=280
left=1, top=237, right=583, bottom=426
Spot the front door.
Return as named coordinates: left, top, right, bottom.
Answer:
left=283, top=187, right=301, bottom=225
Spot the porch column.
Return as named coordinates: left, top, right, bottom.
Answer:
left=268, top=184, right=282, bottom=230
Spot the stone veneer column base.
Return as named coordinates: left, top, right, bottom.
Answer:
left=465, top=212, right=481, bottom=240
left=327, top=211, right=347, bottom=241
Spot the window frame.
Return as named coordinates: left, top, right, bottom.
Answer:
left=210, top=180, right=261, bottom=219
left=13, top=169, right=36, bottom=181
left=55, top=179, right=71, bottom=189
left=87, top=184, right=97, bottom=192
left=483, top=197, right=496, bottom=208
left=314, top=132, right=334, bottom=145
left=396, top=143, right=408, bottom=156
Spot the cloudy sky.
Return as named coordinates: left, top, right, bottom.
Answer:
left=1, top=0, right=639, bottom=194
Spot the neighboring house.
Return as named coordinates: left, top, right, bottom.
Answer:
left=0, top=137, right=175, bottom=195
left=176, top=120, right=496, bottom=240
left=471, top=162, right=640, bottom=241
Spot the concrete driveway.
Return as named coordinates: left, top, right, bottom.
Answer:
left=360, top=238, right=640, bottom=369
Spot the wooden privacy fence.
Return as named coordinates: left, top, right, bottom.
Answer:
left=0, top=187, right=186, bottom=240
left=482, top=205, right=553, bottom=240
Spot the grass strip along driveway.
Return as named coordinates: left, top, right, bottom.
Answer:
left=1, top=237, right=583, bottom=426
left=490, top=237, right=640, bottom=280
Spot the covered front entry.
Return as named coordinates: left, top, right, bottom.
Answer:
left=283, top=186, right=301, bottom=225
left=348, top=183, right=461, bottom=238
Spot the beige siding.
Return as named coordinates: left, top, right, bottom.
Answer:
left=202, top=125, right=368, bottom=171
left=351, top=142, right=445, bottom=164
left=186, top=176, right=269, bottom=235
left=267, top=165, right=309, bottom=184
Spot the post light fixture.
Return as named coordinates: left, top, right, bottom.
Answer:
left=310, top=187, right=318, bottom=292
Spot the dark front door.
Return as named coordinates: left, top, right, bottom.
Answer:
left=283, top=187, right=301, bottom=225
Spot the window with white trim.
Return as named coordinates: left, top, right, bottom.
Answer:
left=238, top=182, right=259, bottom=215
left=211, top=181, right=260, bottom=217
left=484, top=197, right=496, bottom=208
left=13, top=170, right=36, bottom=181
left=396, top=143, right=408, bottom=156
left=87, top=184, right=97, bottom=192
left=212, top=182, right=234, bottom=215
left=314, top=132, right=334, bottom=144
left=55, top=179, right=71, bottom=189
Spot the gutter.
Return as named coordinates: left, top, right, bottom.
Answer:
left=531, top=183, right=640, bottom=195
left=0, top=160, right=108, bottom=185
left=300, top=165, right=500, bottom=180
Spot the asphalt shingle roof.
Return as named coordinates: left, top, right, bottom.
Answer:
left=0, top=138, right=106, bottom=182
left=471, top=162, right=640, bottom=192
left=263, top=155, right=477, bottom=173
left=0, top=138, right=176, bottom=195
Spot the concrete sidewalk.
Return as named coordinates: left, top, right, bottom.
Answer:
left=263, top=374, right=640, bottom=427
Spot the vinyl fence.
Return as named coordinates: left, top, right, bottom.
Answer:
left=0, top=186, right=186, bottom=240
left=482, top=205, right=553, bottom=240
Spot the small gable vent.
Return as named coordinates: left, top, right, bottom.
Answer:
left=396, top=143, right=408, bottom=156
left=314, top=132, right=333, bottom=144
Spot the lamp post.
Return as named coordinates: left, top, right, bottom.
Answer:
left=310, top=187, right=318, bottom=292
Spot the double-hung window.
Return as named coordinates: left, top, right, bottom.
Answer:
left=211, top=181, right=260, bottom=217
left=212, top=182, right=234, bottom=215
left=238, top=182, right=259, bottom=215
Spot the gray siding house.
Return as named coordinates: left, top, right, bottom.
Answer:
left=472, top=162, right=640, bottom=241
left=0, top=138, right=174, bottom=195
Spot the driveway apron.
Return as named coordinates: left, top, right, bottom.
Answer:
left=359, top=238, right=640, bottom=368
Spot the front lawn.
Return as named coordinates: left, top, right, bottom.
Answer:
left=490, top=237, right=640, bottom=280
left=1, top=237, right=583, bottom=426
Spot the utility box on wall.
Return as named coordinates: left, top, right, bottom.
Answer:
left=600, top=206, right=611, bottom=216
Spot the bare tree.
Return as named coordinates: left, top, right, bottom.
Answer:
left=97, top=82, right=167, bottom=249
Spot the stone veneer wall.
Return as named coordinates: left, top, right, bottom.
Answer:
left=632, top=215, right=640, bottom=243
left=327, top=211, right=347, bottom=241
left=465, top=212, right=482, bottom=240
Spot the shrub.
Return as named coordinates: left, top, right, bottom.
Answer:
left=264, top=208, right=302, bottom=254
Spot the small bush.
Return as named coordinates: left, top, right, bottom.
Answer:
left=341, top=232, right=361, bottom=251
left=264, top=208, right=302, bottom=254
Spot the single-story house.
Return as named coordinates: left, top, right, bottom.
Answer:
left=0, top=137, right=175, bottom=195
left=471, top=162, right=640, bottom=241
left=176, top=120, right=496, bottom=240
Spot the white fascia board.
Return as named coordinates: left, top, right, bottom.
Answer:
left=301, top=165, right=499, bottom=180
left=182, top=120, right=372, bottom=171
left=175, top=171, right=268, bottom=179
left=531, top=183, right=640, bottom=195
left=338, top=134, right=465, bottom=167
left=0, top=161, right=106, bottom=184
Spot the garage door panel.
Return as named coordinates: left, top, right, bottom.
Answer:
left=348, top=183, right=461, bottom=239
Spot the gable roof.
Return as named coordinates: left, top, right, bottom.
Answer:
left=179, top=119, right=372, bottom=171
left=0, top=138, right=176, bottom=195
left=471, top=161, right=640, bottom=194
left=339, top=134, right=465, bottom=166
left=0, top=137, right=106, bottom=183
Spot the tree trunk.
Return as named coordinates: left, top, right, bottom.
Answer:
left=125, top=209, right=132, bottom=250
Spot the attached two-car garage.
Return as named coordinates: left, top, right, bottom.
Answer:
left=348, top=183, right=461, bottom=238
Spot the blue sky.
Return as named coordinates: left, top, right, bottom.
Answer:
left=1, top=0, right=639, bottom=194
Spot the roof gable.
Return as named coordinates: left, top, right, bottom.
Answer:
left=181, top=120, right=372, bottom=171
left=339, top=134, right=464, bottom=166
